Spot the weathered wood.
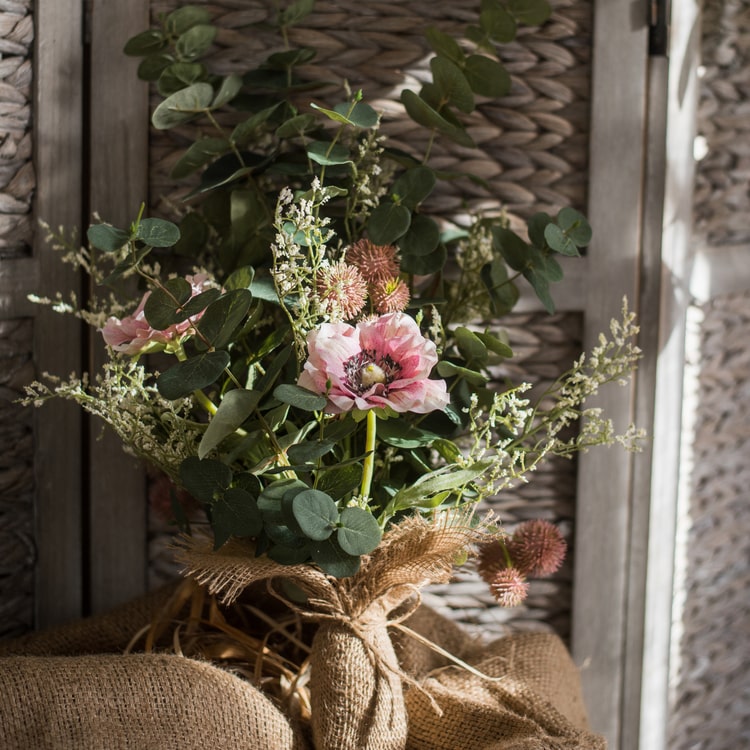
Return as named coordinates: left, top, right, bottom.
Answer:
left=87, top=0, right=151, bottom=614
left=571, top=0, right=649, bottom=745
left=32, top=0, right=85, bottom=628
left=0, top=257, right=38, bottom=317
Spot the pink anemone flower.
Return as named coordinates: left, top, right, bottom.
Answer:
left=101, top=273, right=214, bottom=356
left=297, top=312, right=450, bottom=414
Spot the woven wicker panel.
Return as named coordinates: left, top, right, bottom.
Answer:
left=0, top=0, right=34, bottom=258
left=693, top=0, right=750, bottom=247
left=667, top=294, right=750, bottom=748
left=146, top=0, right=592, bottom=640
left=0, top=318, right=35, bottom=639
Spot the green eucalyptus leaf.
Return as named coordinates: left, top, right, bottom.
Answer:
left=392, top=166, right=436, bottom=209
left=195, top=289, right=253, bottom=350
left=124, top=30, right=166, bottom=57
left=231, top=103, right=284, bottom=145
left=171, top=137, right=230, bottom=179
left=199, top=389, right=262, bottom=459
left=265, top=47, right=317, bottom=69
left=157, top=62, right=207, bottom=96
left=278, top=0, right=316, bottom=27
left=315, top=464, right=361, bottom=501
left=212, top=488, right=263, bottom=548
left=167, top=5, right=212, bottom=35
left=436, top=360, right=489, bottom=386
left=335, top=101, right=378, bottom=128
left=398, top=214, right=440, bottom=257
left=337, top=507, right=382, bottom=556
left=308, top=537, right=361, bottom=578
left=475, top=330, right=513, bottom=358
left=480, top=0, right=517, bottom=42
left=225, top=265, right=255, bottom=291
left=455, top=326, right=489, bottom=367
left=481, top=258, right=519, bottom=316
left=492, top=227, right=529, bottom=271
left=424, top=27, right=465, bottom=65
left=306, top=141, right=352, bottom=166
left=179, top=455, right=232, bottom=503
left=292, top=490, right=339, bottom=541
left=172, top=212, right=211, bottom=257
left=176, top=24, right=217, bottom=61
left=287, top=440, right=335, bottom=465
left=267, top=543, right=311, bottom=565
left=527, top=212, right=553, bottom=248
left=276, top=113, right=317, bottom=138
left=273, top=384, right=327, bottom=412
left=143, top=277, right=192, bottom=329
left=152, top=82, right=214, bottom=129
left=137, top=53, right=174, bottom=82
left=557, top=207, right=592, bottom=246
left=430, top=56, right=474, bottom=114
left=87, top=224, right=129, bottom=253
left=544, top=224, right=579, bottom=257
left=367, top=203, right=411, bottom=245
left=400, top=89, right=475, bottom=148
left=213, top=73, right=243, bottom=108
left=378, top=420, right=441, bottom=449
left=507, top=0, right=552, bottom=26
left=399, top=242, right=447, bottom=275
left=523, top=267, right=555, bottom=313
left=136, top=217, right=181, bottom=247
left=157, top=351, right=230, bottom=400
left=464, top=55, right=511, bottom=97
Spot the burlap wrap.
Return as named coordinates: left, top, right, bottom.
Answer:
left=0, top=513, right=606, bottom=749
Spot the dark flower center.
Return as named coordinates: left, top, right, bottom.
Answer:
left=344, top=349, right=402, bottom=395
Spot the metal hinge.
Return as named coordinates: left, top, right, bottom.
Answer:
left=649, top=0, right=670, bottom=56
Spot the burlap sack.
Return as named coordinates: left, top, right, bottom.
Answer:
left=0, top=653, right=308, bottom=750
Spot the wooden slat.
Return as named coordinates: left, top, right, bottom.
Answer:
left=33, top=0, right=85, bottom=628
left=87, top=0, right=151, bottom=614
left=0, top=258, right=39, bottom=318
left=571, top=1, right=649, bottom=745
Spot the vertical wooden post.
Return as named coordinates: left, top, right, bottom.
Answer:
left=86, top=0, right=151, bottom=614
left=33, top=0, right=85, bottom=628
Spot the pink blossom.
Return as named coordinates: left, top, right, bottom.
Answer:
left=297, top=312, right=449, bottom=414
left=101, top=273, right=214, bottom=356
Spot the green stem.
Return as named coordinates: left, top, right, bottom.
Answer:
left=359, top=409, right=377, bottom=502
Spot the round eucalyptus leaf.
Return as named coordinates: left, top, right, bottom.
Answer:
left=464, top=56, right=511, bottom=98
left=123, top=30, right=165, bottom=57
left=143, top=276, right=192, bottom=329
left=367, top=203, right=411, bottom=245
left=136, top=217, right=181, bottom=247
left=292, top=490, right=339, bottom=541
left=152, top=83, right=214, bottom=130
left=308, top=537, right=361, bottom=578
left=166, top=5, right=212, bottom=35
left=392, top=167, right=436, bottom=209
left=306, top=141, right=352, bottom=166
left=176, top=24, right=217, bottom=61
left=273, top=384, right=327, bottom=412
left=157, top=351, right=230, bottom=400
left=86, top=223, right=129, bottom=253
left=179, top=456, right=232, bottom=503
left=399, top=242, right=447, bottom=275
left=430, top=56, right=474, bottom=114
left=337, top=507, right=382, bottom=556
left=398, top=214, right=440, bottom=257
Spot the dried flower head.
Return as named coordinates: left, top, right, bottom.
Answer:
left=476, top=537, right=510, bottom=584
left=507, top=519, right=567, bottom=577
left=371, top=276, right=410, bottom=314
left=346, top=239, right=399, bottom=283
left=490, top=567, right=529, bottom=607
left=316, top=261, right=368, bottom=320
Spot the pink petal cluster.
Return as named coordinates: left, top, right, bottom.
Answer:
left=298, top=312, right=449, bottom=414
left=101, top=273, right=214, bottom=356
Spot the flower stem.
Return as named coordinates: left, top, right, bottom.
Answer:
left=359, top=409, right=377, bottom=502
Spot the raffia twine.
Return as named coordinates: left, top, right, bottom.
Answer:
left=175, top=508, right=495, bottom=750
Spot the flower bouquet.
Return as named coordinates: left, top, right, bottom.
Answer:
left=24, top=1, right=643, bottom=747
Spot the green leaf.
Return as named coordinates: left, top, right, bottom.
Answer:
left=231, top=103, right=284, bottom=145
left=464, top=55, right=511, bottom=97
left=544, top=224, right=579, bottom=257
left=267, top=543, right=311, bottom=565
left=336, top=101, right=379, bottom=128
left=167, top=5, right=212, bottom=35
left=316, top=464, right=362, bottom=501
left=378, top=420, right=440, bottom=449
left=337, top=507, right=382, bottom=556
left=431, top=56, right=474, bottom=114
left=157, top=351, right=230, bottom=400
left=275, top=113, right=317, bottom=139
left=492, top=227, right=529, bottom=271
left=124, top=30, right=165, bottom=57
left=557, top=207, right=592, bottom=246
left=391, top=166, right=436, bottom=209
left=292, top=490, right=339, bottom=541
left=527, top=212, right=553, bottom=248
left=195, top=289, right=253, bottom=350
left=135, top=217, right=181, bottom=247
left=424, top=27, right=465, bottom=65
left=176, top=24, right=217, bottom=61
left=171, top=137, right=230, bottom=180
left=455, top=326, right=489, bottom=367
left=399, top=243, right=447, bottom=275
left=199, top=389, right=262, bottom=458
left=436, top=360, right=489, bottom=387
left=367, top=203, right=411, bottom=245
left=278, top=0, right=316, bottom=27
left=306, top=141, right=352, bottom=166
left=273, top=384, right=327, bottom=412
left=152, top=82, right=214, bottom=129
left=137, top=53, right=174, bottom=82
left=507, top=0, right=552, bottom=26
left=157, top=62, right=207, bottom=96
left=524, top=267, right=555, bottom=313
left=400, top=89, right=475, bottom=148
left=179, top=456, right=232, bottom=503
left=225, top=265, right=255, bottom=291
left=480, top=0, right=517, bottom=42
left=265, top=47, right=317, bottom=69
left=481, top=258, right=519, bottom=316
left=475, top=330, right=513, bottom=358
left=213, top=74, right=243, bottom=108
left=143, top=277, right=192, bottom=329
left=212, top=488, right=263, bottom=548
left=398, top=215, right=440, bottom=257
left=87, top=224, right=129, bottom=253
left=308, top=537, right=361, bottom=578
left=287, top=440, right=335, bottom=465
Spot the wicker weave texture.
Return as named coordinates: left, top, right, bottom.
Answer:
left=668, top=293, right=750, bottom=748
left=693, top=0, right=750, bottom=247
left=0, top=0, right=33, bottom=258
left=0, top=318, right=35, bottom=639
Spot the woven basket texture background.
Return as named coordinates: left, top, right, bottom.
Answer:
left=668, top=1, right=750, bottom=746
left=146, top=0, right=593, bottom=640
left=0, top=0, right=34, bottom=641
